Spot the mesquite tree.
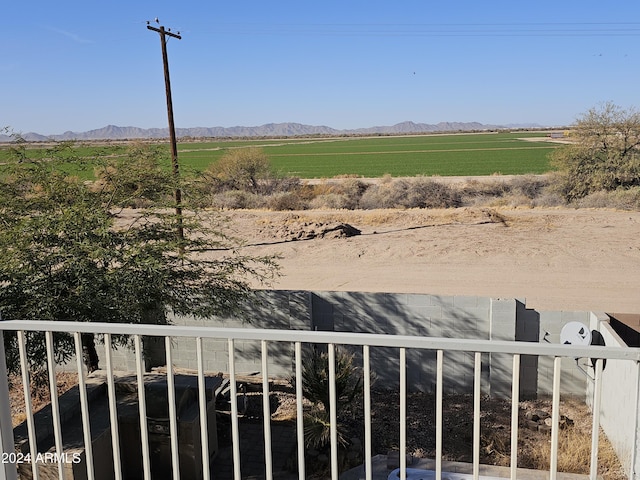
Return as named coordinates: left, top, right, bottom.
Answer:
left=551, top=102, right=640, bottom=201
left=0, top=138, right=278, bottom=375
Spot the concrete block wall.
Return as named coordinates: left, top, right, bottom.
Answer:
left=587, top=314, right=640, bottom=479
left=84, top=289, right=593, bottom=398
left=170, top=290, right=311, bottom=377
left=316, top=292, right=491, bottom=393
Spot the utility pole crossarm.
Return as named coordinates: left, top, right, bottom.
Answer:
left=146, top=25, right=182, bottom=40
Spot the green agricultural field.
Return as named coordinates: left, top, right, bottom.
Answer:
left=177, top=132, right=559, bottom=177
left=0, top=132, right=561, bottom=179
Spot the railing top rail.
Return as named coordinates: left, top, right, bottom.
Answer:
left=1, top=319, right=639, bottom=362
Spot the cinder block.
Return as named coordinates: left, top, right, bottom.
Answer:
left=429, top=295, right=455, bottom=307
left=444, top=306, right=488, bottom=326
left=490, top=298, right=516, bottom=314
left=560, top=311, right=590, bottom=323
left=412, top=305, right=443, bottom=321
left=453, top=295, right=479, bottom=308
left=405, top=293, right=432, bottom=306
left=205, top=361, right=227, bottom=373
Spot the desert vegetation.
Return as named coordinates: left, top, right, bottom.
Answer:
left=187, top=103, right=640, bottom=211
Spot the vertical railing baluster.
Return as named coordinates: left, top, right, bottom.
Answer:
left=17, top=331, right=39, bottom=480
left=196, top=337, right=211, bottom=480
left=103, top=333, right=123, bottom=480
left=589, top=358, right=604, bottom=480
left=134, top=334, right=152, bottom=480
left=328, top=343, right=338, bottom=480
left=363, top=345, right=372, bottom=480
left=45, top=331, right=64, bottom=480
left=550, top=356, right=562, bottom=480
left=73, top=332, right=95, bottom=480
left=294, top=342, right=305, bottom=480
left=400, top=347, right=407, bottom=480
left=436, top=349, right=443, bottom=480
left=632, top=360, right=640, bottom=480
left=0, top=330, right=19, bottom=480
left=510, top=354, right=521, bottom=480
left=165, top=336, right=180, bottom=480
left=261, top=340, right=273, bottom=480
left=473, top=352, right=481, bottom=480
left=228, top=338, right=241, bottom=480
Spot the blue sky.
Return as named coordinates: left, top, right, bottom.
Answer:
left=3, top=1, right=640, bottom=135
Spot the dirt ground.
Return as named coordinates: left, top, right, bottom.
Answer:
left=211, top=206, right=640, bottom=314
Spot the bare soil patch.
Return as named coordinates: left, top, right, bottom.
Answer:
left=211, top=206, right=640, bottom=313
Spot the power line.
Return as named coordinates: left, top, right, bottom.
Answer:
left=205, top=22, right=640, bottom=37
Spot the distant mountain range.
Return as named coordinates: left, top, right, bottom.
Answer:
left=1, top=121, right=546, bottom=142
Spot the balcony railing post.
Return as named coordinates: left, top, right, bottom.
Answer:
left=399, top=347, right=407, bottom=480
left=510, top=354, right=521, bottom=480
left=294, top=342, right=305, bottom=480
left=0, top=330, right=18, bottom=480
left=328, top=343, right=338, bottom=480
left=45, top=331, right=65, bottom=480
left=589, top=358, right=604, bottom=480
left=632, top=360, right=640, bottom=480
left=196, top=337, right=211, bottom=480
left=261, top=340, right=273, bottom=480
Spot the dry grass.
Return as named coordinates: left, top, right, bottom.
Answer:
left=8, top=373, right=78, bottom=427
left=515, top=397, right=624, bottom=479
left=345, top=393, right=626, bottom=480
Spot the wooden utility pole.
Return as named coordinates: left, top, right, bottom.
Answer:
left=147, top=20, right=184, bottom=244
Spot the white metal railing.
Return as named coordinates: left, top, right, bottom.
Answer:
left=0, top=320, right=639, bottom=480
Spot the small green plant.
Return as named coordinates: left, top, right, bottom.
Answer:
left=300, top=347, right=363, bottom=416
left=293, top=346, right=364, bottom=474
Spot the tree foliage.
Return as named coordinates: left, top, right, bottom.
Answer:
left=0, top=139, right=278, bottom=374
left=204, top=147, right=273, bottom=194
left=551, top=102, right=640, bottom=201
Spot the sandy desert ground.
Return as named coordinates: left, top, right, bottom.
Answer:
left=212, top=206, right=640, bottom=314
